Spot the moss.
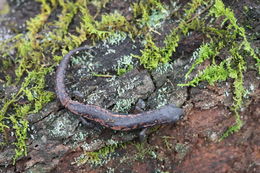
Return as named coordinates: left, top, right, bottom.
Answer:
left=0, top=0, right=141, bottom=162
left=184, top=42, right=220, bottom=79
left=162, top=136, right=174, bottom=150
left=136, top=0, right=258, bottom=138
left=92, top=73, right=113, bottom=78
left=2, top=66, right=55, bottom=162
left=97, top=12, right=133, bottom=34
left=90, top=0, right=110, bottom=18
left=9, top=107, right=29, bottom=163
left=179, top=0, right=258, bottom=138
left=133, top=34, right=164, bottom=69
left=41, top=0, right=79, bottom=55
left=181, top=60, right=229, bottom=87
left=133, top=31, right=179, bottom=70
left=132, top=0, right=209, bottom=69
left=74, top=140, right=127, bottom=166
left=133, top=142, right=155, bottom=161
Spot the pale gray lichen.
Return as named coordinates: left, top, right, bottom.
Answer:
left=153, top=87, right=169, bottom=108
left=150, top=151, right=157, bottom=159
left=154, top=169, right=170, bottom=173
left=116, top=55, right=134, bottom=69
left=106, top=139, right=120, bottom=146
left=81, top=139, right=103, bottom=152
left=154, top=62, right=173, bottom=75
left=70, top=131, right=91, bottom=148
left=106, top=167, right=115, bottom=173
left=103, top=31, right=127, bottom=46
left=105, top=48, right=116, bottom=55
left=85, top=89, right=106, bottom=105
left=71, top=52, right=98, bottom=73
left=117, top=76, right=141, bottom=97
left=115, top=54, right=135, bottom=75
left=48, top=112, right=79, bottom=139
left=147, top=8, right=169, bottom=29
left=112, top=98, right=135, bottom=113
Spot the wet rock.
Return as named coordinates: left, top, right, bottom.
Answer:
left=3, top=85, right=18, bottom=98
left=47, top=111, right=80, bottom=140
left=27, top=102, right=58, bottom=124
left=68, top=56, right=155, bottom=112
left=0, top=146, right=15, bottom=166
left=175, top=145, right=245, bottom=173
left=190, top=83, right=233, bottom=109
left=187, top=108, right=230, bottom=135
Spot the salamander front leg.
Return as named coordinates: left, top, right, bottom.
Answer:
left=138, top=128, right=148, bottom=142
left=79, top=116, right=96, bottom=128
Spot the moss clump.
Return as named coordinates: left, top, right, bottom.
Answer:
left=0, top=0, right=57, bottom=162
left=1, top=67, right=54, bottom=162
left=74, top=140, right=127, bottom=166
left=133, top=142, right=155, bottom=160
left=133, top=33, right=179, bottom=69
left=180, top=0, right=258, bottom=138
left=135, top=0, right=259, bottom=138
left=132, top=0, right=209, bottom=69
left=0, top=0, right=138, bottom=162
left=184, top=43, right=219, bottom=79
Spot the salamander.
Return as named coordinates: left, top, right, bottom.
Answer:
left=55, top=46, right=183, bottom=131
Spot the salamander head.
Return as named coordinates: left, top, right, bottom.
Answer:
left=158, top=104, right=184, bottom=123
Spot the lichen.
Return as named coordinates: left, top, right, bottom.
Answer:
left=131, top=0, right=167, bottom=29
left=48, top=112, right=79, bottom=139
left=116, top=55, right=134, bottom=76
left=153, top=87, right=170, bottom=109
left=112, top=98, right=135, bottom=113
